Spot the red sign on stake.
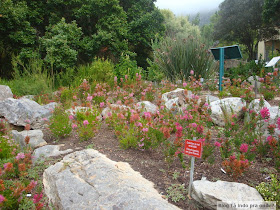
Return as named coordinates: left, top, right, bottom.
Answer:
left=184, top=139, right=202, bottom=158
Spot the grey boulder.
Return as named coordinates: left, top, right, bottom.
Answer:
left=33, top=145, right=73, bottom=162
left=192, top=179, right=264, bottom=210
left=0, top=85, right=13, bottom=101
left=43, top=149, right=180, bottom=210
left=136, top=101, right=158, bottom=114
left=210, top=97, right=246, bottom=126
left=12, top=130, right=47, bottom=148
left=0, top=98, right=57, bottom=129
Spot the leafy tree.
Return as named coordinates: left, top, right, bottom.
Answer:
left=191, top=13, right=200, bottom=26
left=41, top=18, right=83, bottom=71
left=263, top=0, right=280, bottom=26
left=160, top=9, right=201, bottom=39
left=0, top=0, right=37, bottom=77
left=214, top=0, right=278, bottom=60
left=120, top=0, right=165, bottom=69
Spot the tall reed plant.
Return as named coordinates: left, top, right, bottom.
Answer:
left=151, top=35, right=217, bottom=81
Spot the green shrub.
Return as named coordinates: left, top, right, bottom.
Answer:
left=256, top=174, right=280, bottom=208
left=225, top=59, right=266, bottom=80
left=0, top=135, right=17, bottom=160
left=3, top=56, right=53, bottom=96
left=74, top=58, right=114, bottom=86
left=114, top=54, right=141, bottom=80
left=74, top=108, right=101, bottom=141
left=150, top=35, right=216, bottom=81
left=49, top=106, right=72, bottom=139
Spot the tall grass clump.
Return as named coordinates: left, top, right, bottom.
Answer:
left=73, top=58, right=114, bottom=87
left=2, top=55, right=53, bottom=96
left=150, top=35, right=217, bottom=81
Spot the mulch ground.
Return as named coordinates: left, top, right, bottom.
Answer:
left=42, top=120, right=279, bottom=210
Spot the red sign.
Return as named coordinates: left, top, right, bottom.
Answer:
left=184, top=139, right=202, bottom=158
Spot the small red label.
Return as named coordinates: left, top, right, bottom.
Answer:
left=184, top=139, right=202, bottom=158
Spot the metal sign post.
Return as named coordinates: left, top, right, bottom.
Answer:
left=210, top=45, right=242, bottom=92
left=184, top=137, right=203, bottom=199
left=219, top=48, right=225, bottom=91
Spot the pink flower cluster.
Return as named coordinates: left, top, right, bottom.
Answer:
left=240, top=143, right=248, bottom=153
left=260, top=107, right=270, bottom=119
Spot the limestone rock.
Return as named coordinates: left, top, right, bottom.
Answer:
left=192, top=180, right=264, bottom=210
left=0, top=98, right=57, bottom=129
left=136, top=101, right=158, bottom=114
left=33, top=145, right=73, bottom=162
left=0, top=85, right=13, bottom=101
left=65, top=106, right=90, bottom=116
left=20, top=95, right=35, bottom=100
left=162, top=88, right=192, bottom=103
left=210, top=97, right=246, bottom=126
left=12, top=130, right=47, bottom=148
left=205, top=95, right=219, bottom=104
left=43, top=149, right=180, bottom=210
left=162, top=88, right=193, bottom=113
left=248, top=99, right=271, bottom=113
left=101, top=104, right=130, bottom=119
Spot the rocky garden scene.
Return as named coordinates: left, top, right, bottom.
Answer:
left=0, top=0, right=280, bottom=209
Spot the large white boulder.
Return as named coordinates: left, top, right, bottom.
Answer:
left=0, top=98, right=57, bottom=129
left=0, top=85, right=13, bottom=101
left=43, top=149, right=180, bottom=210
left=210, top=97, right=246, bottom=126
left=136, top=101, right=158, bottom=114
left=12, top=130, right=47, bottom=148
left=192, top=179, right=264, bottom=210
left=248, top=99, right=271, bottom=113
left=101, top=104, right=130, bottom=119
left=162, top=88, right=193, bottom=113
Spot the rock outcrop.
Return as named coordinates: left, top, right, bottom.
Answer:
left=0, top=85, right=13, bottom=101
left=210, top=97, right=246, bottom=126
left=136, top=101, right=158, bottom=115
left=33, top=145, right=73, bottom=162
left=192, top=179, right=264, bottom=210
left=12, top=130, right=47, bottom=148
left=0, top=98, right=57, bottom=129
left=43, top=149, right=180, bottom=210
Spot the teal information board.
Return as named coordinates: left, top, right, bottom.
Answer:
left=210, top=45, right=242, bottom=91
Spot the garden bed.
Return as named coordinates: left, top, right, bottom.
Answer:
left=43, top=121, right=279, bottom=210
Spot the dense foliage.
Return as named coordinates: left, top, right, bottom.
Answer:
left=213, top=0, right=278, bottom=60
left=0, top=0, right=165, bottom=78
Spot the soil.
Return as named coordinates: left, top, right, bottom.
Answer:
left=42, top=120, right=279, bottom=210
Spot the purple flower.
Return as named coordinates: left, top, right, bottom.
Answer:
left=144, top=112, right=151, bottom=118
left=190, top=70, right=194, bottom=75
left=240, top=143, right=248, bottom=153
left=214, top=141, right=221, bottom=147
left=142, top=128, right=149, bottom=132
left=87, top=95, right=93, bottom=101
left=277, top=117, right=280, bottom=129
left=0, top=195, right=5, bottom=203
left=69, top=115, right=74, bottom=120
left=83, top=120, right=89, bottom=126
left=16, top=153, right=25, bottom=160
left=72, top=124, right=78, bottom=129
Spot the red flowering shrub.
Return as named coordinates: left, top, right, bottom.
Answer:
left=222, top=154, right=250, bottom=179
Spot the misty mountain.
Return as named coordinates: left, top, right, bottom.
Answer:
left=189, top=8, right=218, bottom=26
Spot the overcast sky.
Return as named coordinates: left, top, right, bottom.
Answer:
left=155, top=0, right=224, bottom=15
